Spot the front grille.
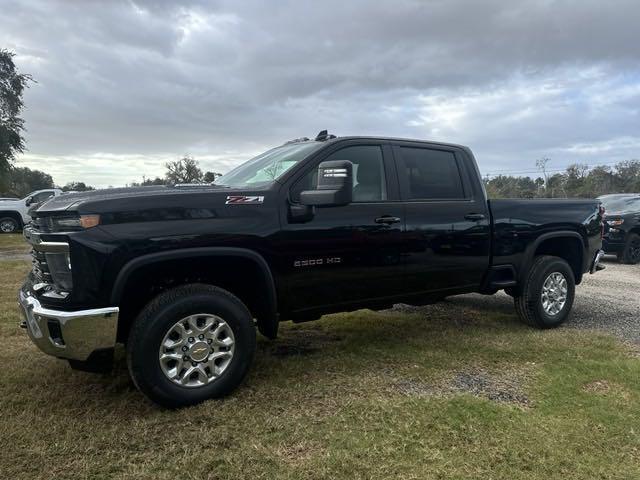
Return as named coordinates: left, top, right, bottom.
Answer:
left=31, top=249, right=52, bottom=284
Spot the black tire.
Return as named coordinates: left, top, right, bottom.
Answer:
left=0, top=216, right=19, bottom=234
left=504, top=287, right=518, bottom=298
left=514, top=255, right=575, bottom=329
left=127, top=284, right=256, bottom=408
left=619, top=233, right=640, bottom=265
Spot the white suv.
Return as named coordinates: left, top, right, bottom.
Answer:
left=0, top=189, right=63, bottom=233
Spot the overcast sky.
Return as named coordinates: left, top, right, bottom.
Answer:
left=2, top=0, right=639, bottom=188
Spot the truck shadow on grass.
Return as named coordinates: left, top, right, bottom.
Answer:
left=14, top=303, right=543, bottom=413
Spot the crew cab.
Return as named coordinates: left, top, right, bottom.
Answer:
left=598, top=193, right=640, bottom=264
left=18, top=132, right=604, bottom=407
left=0, top=189, right=63, bottom=233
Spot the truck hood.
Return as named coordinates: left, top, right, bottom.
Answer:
left=37, top=185, right=172, bottom=212
left=0, top=198, right=23, bottom=208
left=605, top=210, right=639, bottom=216
left=33, top=184, right=273, bottom=217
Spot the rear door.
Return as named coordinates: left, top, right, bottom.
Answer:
left=279, top=140, right=406, bottom=314
left=393, top=142, right=490, bottom=294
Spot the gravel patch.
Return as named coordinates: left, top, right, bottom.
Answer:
left=418, top=255, right=640, bottom=344
left=450, top=369, right=530, bottom=406
left=392, top=367, right=532, bottom=406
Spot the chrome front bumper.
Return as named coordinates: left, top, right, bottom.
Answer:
left=19, top=290, right=119, bottom=361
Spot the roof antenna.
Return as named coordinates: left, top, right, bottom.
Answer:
left=315, top=130, right=336, bottom=141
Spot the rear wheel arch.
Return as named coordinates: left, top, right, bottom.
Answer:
left=521, top=232, right=585, bottom=285
left=112, top=248, right=278, bottom=343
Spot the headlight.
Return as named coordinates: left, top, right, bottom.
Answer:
left=606, top=219, right=624, bottom=227
left=45, top=252, right=73, bottom=291
left=50, top=214, right=101, bottom=231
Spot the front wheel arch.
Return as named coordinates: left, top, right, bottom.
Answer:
left=126, top=283, right=256, bottom=408
left=113, top=248, right=279, bottom=343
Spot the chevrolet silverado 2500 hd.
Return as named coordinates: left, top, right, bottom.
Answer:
left=19, top=132, right=605, bottom=407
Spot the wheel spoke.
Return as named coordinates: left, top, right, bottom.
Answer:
left=206, top=351, right=233, bottom=375
left=212, top=336, right=234, bottom=348
left=159, top=352, right=185, bottom=379
left=187, top=315, right=201, bottom=334
left=210, top=322, right=226, bottom=338
left=180, top=366, right=197, bottom=385
left=163, top=322, right=187, bottom=350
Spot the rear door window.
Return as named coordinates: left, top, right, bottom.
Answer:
left=399, top=147, right=466, bottom=200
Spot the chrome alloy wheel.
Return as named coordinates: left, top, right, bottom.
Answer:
left=0, top=219, right=17, bottom=233
left=159, top=314, right=235, bottom=388
left=540, top=272, right=568, bottom=316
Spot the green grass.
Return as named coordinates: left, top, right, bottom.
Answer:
left=1, top=234, right=639, bottom=479
left=0, top=232, right=30, bottom=255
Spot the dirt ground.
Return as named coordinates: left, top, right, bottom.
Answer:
left=443, top=255, right=640, bottom=344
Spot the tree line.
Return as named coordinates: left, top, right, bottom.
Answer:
left=0, top=156, right=222, bottom=197
left=484, top=159, right=640, bottom=198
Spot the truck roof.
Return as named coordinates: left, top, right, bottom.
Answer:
left=286, top=135, right=471, bottom=152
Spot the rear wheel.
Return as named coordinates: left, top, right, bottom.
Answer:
left=127, top=284, right=256, bottom=408
left=514, top=255, right=575, bottom=329
left=0, top=216, right=19, bottom=234
left=619, top=233, right=640, bottom=264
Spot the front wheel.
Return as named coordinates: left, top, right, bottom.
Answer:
left=127, top=284, right=256, bottom=408
left=0, top=216, right=19, bottom=234
left=514, top=255, right=575, bottom=329
left=619, top=233, right=640, bottom=265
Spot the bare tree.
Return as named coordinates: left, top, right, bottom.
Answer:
left=165, top=155, right=204, bottom=184
left=536, top=157, right=550, bottom=191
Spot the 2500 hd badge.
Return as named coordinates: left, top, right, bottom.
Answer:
left=294, top=257, right=342, bottom=267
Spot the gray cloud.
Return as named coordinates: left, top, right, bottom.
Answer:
left=1, top=0, right=639, bottom=186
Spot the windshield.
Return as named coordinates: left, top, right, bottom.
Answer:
left=216, top=142, right=323, bottom=188
left=600, top=195, right=640, bottom=212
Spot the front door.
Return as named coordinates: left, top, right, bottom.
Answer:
left=279, top=141, right=406, bottom=314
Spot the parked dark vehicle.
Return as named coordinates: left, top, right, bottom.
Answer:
left=18, top=132, right=605, bottom=407
left=598, top=194, right=640, bottom=264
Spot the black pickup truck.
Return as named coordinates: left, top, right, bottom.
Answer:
left=19, top=132, right=605, bottom=407
left=599, top=194, right=640, bottom=264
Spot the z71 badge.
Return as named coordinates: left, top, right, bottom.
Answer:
left=225, top=195, right=265, bottom=205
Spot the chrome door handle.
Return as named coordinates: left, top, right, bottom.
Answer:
left=375, top=216, right=401, bottom=224
left=464, top=213, right=486, bottom=221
